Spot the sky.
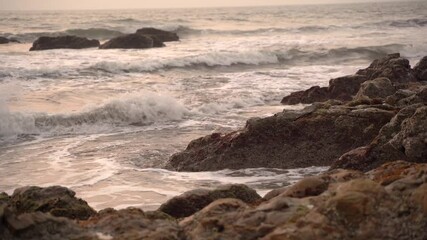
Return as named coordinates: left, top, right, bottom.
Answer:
left=0, top=0, right=407, bottom=10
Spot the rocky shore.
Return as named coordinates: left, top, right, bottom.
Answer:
left=166, top=53, right=427, bottom=172
left=1, top=160, right=427, bottom=239
left=1, top=54, right=426, bottom=239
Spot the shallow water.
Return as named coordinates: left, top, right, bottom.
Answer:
left=0, top=1, right=426, bottom=210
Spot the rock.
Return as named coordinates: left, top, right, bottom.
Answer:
left=281, top=53, right=417, bottom=105
left=413, top=56, right=427, bottom=81
left=83, top=208, right=184, bottom=240
left=8, top=186, right=96, bottom=220
left=355, top=77, right=396, bottom=100
left=332, top=104, right=427, bottom=171
left=159, top=184, right=261, bottom=218
left=181, top=161, right=427, bottom=240
left=99, top=33, right=165, bottom=49
left=29, top=36, right=100, bottom=51
left=0, top=37, right=20, bottom=44
left=166, top=104, right=395, bottom=171
left=281, top=86, right=329, bottom=104
left=264, top=176, right=329, bottom=201
left=0, top=192, right=9, bottom=205
left=1, top=207, right=95, bottom=240
left=136, top=27, right=179, bottom=42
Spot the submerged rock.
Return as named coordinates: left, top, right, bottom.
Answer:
left=7, top=186, right=96, bottom=220
left=99, top=33, right=165, bottom=49
left=166, top=104, right=395, bottom=171
left=29, top=35, right=100, bottom=51
left=136, top=27, right=180, bottom=42
left=159, top=184, right=262, bottom=218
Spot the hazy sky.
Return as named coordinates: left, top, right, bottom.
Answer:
left=0, top=0, right=405, bottom=10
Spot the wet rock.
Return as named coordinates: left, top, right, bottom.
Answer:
left=8, top=186, right=96, bottom=220
left=99, top=33, right=164, bottom=49
left=83, top=208, right=184, bottom=240
left=414, top=56, right=427, bottom=81
left=29, top=35, right=100, bottom=51
left=166, top=104, right=395, bottom=171
left=355, top=77, right=396, bottom=100
left=159, top=184, right=261, bottom=218
left=281, top=53, right=417, bottom=105
left=136, top=27, right=179, bottom=42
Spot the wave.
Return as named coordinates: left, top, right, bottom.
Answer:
left=89, top=44, right=405, bottom=74
left=369, top=17, right=427, bottom=29
left=173, top=25, right=338, bottom=37
left=0, top=92, right=189, bottom=138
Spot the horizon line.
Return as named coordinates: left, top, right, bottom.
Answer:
left=0, top=0, right=413, bottom=12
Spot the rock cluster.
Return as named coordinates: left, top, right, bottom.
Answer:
left=0, top=37, right=20, bottom=44
left=29, top=27, right=180, bottom=51
left=166, top=54, right=427, bottom=172
left=2, top=161, right=427, bottom=239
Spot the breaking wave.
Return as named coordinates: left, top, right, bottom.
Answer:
left=89, top=44, right=405, bottom=74
left=0, top=92, right=189, bottom=138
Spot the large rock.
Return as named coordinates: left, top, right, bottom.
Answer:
left=281, top=53, right=416, bottom=105
left=99, top=33, right=164, bottom=49
left=332, top=104, right=427, bottom=171
left=159, top=184, right=261, bottom=218
left=29, top=36, right=100, bottom=51
left=7, top=186, right=96, bottom=220
left=136, top=27, right=179, bottom=42
left=166, top=104, right=395, bottom=171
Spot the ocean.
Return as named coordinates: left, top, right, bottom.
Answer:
left=0, top=1, right=426, bottom=210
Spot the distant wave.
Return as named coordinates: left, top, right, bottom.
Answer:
left=369, top=17, right=427, bottom=28
left=173, top=25, right=337, bottom=37
left=89, top=44, right=405, bottom=74
left=0, top=92, right=189, bottom=138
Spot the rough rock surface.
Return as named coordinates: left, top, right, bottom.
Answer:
left=159, top=184, right=262, bottom=218
left=180, top=161, right=427, bottom=240
left=99, top=33, right=165, bottom=49
left=82, top=208, right=184, bottom=240
left=166, top=104, right=395, bottom=171
left=332, top=104, right=427, bottom=171
left=136, top=27, right=180, bottom=42
left=7, top=186, right=96, bottom=220
left=29, top=36, right=100, bottom=51
left=281, top=53, right=416, bottom=105
left=355, top=77, right=396, bottom=100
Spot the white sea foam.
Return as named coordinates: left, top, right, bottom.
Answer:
left=0, top=91, right=190, bottom=138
